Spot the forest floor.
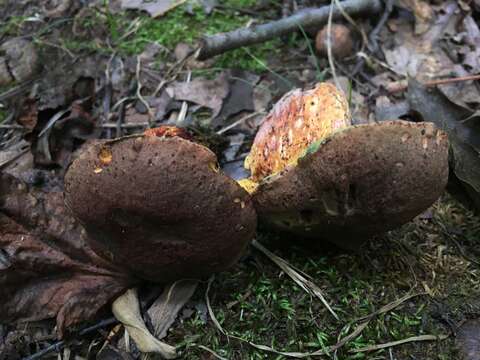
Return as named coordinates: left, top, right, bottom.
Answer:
left=1, top=0, right=480, bottom=359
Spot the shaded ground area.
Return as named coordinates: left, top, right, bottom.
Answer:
left=1, top=0, right=480, bottom=359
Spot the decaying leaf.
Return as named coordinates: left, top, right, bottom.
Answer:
left=30, top=101, right=99, bottom=168
left=214, top=70, right=259, bottom=125
left=112, top=289, right=177, bottom=358
left=0, top=172, right=133, bottom=337
left=121, top=0, right=187, bottom=18
left=0, top=38, right=40, bottom=85
left=456, top=319, right=480, bottom=360
left=166, top=74, right=230, bottom=118
left=146, top=280, right=199, bottom=340
left=398, top=0, right=434, bottom=34
left=407, top=79, right=480, bottom=211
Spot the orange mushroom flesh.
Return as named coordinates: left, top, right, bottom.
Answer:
left=241, top=82, right=351, bottom=190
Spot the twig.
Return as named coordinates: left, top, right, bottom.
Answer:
left=197, top=0, right=382, bottom=60
left=387, top=74, right=480, bottom=94
left=23, top=318, right=117, bottom=360
left=135, top=56, right=155, bottom=126
left=352, top=0, right=393, bottom=75
left=176, top=71, right=192, bottom=126
left=0, top=148, right=29, bottom=170
left=327, top=0, right=340, bottom=89
left=216, top=111, right=265, bottom=135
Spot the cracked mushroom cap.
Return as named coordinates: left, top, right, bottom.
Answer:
left=64, top=130, right=257, bottom=282
left=252, top=120, right=449, bottom=248
left=244, top=82, right=351, bottom=182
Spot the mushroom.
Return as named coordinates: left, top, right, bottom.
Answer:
left=64, top=127, right=257, bottom=282
left=241, top=83, right=449, bottom=248
left=315, top=24, right=354, bottom=58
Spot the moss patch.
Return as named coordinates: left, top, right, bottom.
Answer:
left=73, top=1, right=282, bottom=71
left=166, top=195, right=479, bottom=359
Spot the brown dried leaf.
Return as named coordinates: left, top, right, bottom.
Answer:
left=0, top=172, right=134, bottom=337
left=166, top=74, right=230, bottom=118
left=121, top=0, right=187, bottom=18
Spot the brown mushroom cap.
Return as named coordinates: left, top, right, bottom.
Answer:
left=64, top=134, right=257, bottom=282
left=245, top=83, right=351, bottom=182
left=252, top=120, right=449, bottom=248
left=315, top=24, right=354, bottom=58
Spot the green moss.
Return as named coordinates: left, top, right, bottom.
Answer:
left=165, top=196, right=479, bottom=359
left=105, top=2, right=281, bottom=71
left=0, top=108, right=6, bottom=123
left=0, top=15, right=28, bottom=37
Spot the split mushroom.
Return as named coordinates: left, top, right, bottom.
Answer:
left=64, top=127, right=257, bottom=282
left=242, top=83, right=449, bottom=248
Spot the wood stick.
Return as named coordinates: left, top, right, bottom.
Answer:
left=387, top=74, right=480, bottom=93
left=197, top=0, right=382, bottom=60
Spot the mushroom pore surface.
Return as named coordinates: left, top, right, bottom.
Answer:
left=64, top=135, right=257, bottom=282
left=252, top=120, right=449, bottom=248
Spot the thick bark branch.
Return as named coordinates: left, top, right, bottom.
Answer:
left=197, top=0, right=382, bottom=60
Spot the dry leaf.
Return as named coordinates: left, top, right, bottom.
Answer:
left=0, top=172, right=133, bottom=337
left=407, top=79, right=480, bottom=211
left=112, top=288, right=177, bottom=358
left=166, top=74, right=229, bottom=118
left=121, top=0, right=187, bottom=18
left=147, top=280, right=199, bottom=340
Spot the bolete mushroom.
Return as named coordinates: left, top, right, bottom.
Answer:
left=315, top=24, right=354, bottom=58
left=241, top=83, right=449, bottom=248
left=64, top=127, right=257, bottom=282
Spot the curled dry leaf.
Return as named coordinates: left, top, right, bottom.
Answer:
left=407, top=79, right=480, bottom=211
left=112, top=289, right=177, bottom=358
left=0, top=172, right=133, bottom=337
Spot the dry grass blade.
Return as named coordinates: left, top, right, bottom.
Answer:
left=251, top=239, right=339, bottom=320
left=350, top=334, right=449, bottom=353
left=206, top=276, right=227, bottom=335
left=205, top=276, right=328, bottom=358
left=333, top=0, right=368, bottom=51
left=355, top=292, right=425, bottom=322
left=326, top=0, right=340, bottom=89
left=327, top=321, right=370, bottom=353
left=196, top=345, right=229, bottom=360
left=216, top=111, right=265, bottom=135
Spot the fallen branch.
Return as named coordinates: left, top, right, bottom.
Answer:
left=387, top=74, right=480, bottom=93
left=197, top=0, right=382, bottom=60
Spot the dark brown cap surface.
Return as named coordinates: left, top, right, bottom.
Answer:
left=252, top=120, right=449, bottom=249
left=64, top=135, right=256, bottom=281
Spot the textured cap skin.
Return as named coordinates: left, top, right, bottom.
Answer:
left=245, top=83, right=351, bottom=182
left=252, top=121, right=449, bottom=249
left=64, top=135, right=257, bottom=282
